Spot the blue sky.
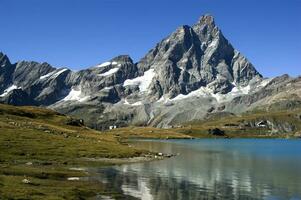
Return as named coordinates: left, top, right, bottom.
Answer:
left=0, top=0, right=300, bottom=77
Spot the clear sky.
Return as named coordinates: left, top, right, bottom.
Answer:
left=0, top=0, right=300, bottom=77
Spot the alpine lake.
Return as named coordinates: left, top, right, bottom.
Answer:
left=91, top=139, right=301, bottom=200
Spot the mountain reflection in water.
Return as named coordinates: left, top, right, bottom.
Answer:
left=92, top=139, right=301, bottom=200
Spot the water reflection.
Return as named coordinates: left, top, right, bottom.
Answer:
left=93, top=139, right=301, bottom=200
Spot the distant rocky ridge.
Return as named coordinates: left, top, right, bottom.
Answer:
left=1, top=15, right=300, bottom=129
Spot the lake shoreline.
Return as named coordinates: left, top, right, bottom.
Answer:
left=81, top=152, right=175, bottom=165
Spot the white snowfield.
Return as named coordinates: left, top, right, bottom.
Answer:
left=63, top=88, right=90, bottom=102
left=172, top=85, right=249, bottom=102
left=40, top=71, right=56, bottom=79
left=97, top=61, right=118, bottom=68
left=52, top=69, right=68, bottom=78
left=123, top=99, right=143, bottom=106
left=97, top=62, right=111, bottom=68
left=132, top=101, right=143, bottom=106
left=102, top=86, right=112, bottom=90
left=258, top=78, right=272, bottom=88
left=159, top=78, right=272, bottom=104
left=40, top=69, right=68, bottom=80
left=208, top=38, right=219, bottom=48
left=0, top=85, right=20, bottom=97
left=123, top=69, right=155, bottom=92
left=98, top=68, right=119, bottom=77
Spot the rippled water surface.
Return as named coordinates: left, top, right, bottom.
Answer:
left=93, top=139, right=301, bottom=200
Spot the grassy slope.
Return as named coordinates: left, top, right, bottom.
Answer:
left=0, top=104, right=144, bottom=199
left=173, top=108, right=301, bottom=138
left=164, top=109, right=301, bottom=138
left=106, top=108, right=301, bottom=139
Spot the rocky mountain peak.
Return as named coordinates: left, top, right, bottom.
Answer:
left=198, top=14, right=215, bottom=27
left=0, top=52, right=11, bottom=67
left=110, top=55, right=133, bottom=64
left=135, top=15, right=262, bottom=99
left=193, top=14, right=219, bottom=43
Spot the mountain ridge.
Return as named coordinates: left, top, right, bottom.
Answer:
left=0, top=14, right=300, bottom=130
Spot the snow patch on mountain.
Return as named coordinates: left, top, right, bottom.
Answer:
left=40, top=69, right=67, bottom=80
left=172, top=87, right=215, bottom=101
left=156, top=80, right=267, bottom=107
left=97, top=61, right=118, bottom=68
left=40, top=71, right=56, bottom=80
left=123, top=99, right=143, bottom=106
left=161, top=83, right=255, bottom=103
left=208, top=38, right=219, bottom=48
left=157, top=78, right=272, bottom=105
left=103, top=86, right=112, bottom=90
left=258, top=78, right=272, bottom=87
left=52, top=69, right=68, bottom=78
left=0, top=85, right=20, bottom=97
left=131, top=101, right=143, bottom=106
left=123, top=69, right=155, bottom=92
left=63, top=88, right=90, bottom=102
left=98, top=68, right=119, bottom=77
left=97, top=62, right=111, bottom=68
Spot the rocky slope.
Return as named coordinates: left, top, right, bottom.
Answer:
left=0, top=14, right=300, bottom=130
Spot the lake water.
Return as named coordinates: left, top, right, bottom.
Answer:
left=93, top=139, right=301, bottom=200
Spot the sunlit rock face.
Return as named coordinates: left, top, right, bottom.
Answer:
left=0, top=15, right=300, bottom=129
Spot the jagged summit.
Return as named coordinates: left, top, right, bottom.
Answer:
left=198, top=14, right=215, bottom=26
left=192, top=15, right=219, bottom=43
left=0, top=52, right=11, bottom=67
left=110, top=55, right=133, bottom=63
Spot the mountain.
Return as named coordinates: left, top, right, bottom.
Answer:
left=0, top=14, right=300, bottom=130
left=137, top=15, right=260, bottom=99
